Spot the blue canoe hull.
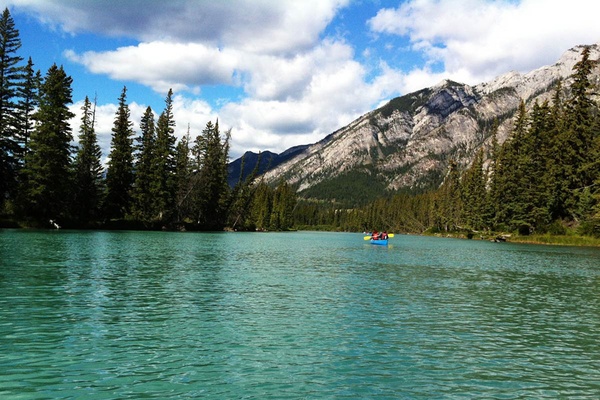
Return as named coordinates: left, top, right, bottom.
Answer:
left=370, top=239, right=388, bottom=245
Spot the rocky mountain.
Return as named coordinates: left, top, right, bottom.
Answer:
left=234, top=43, right=600, bottom=204
left=227, top=145, right=308, bottom=187
left=228, top=150, right=277, bottom=187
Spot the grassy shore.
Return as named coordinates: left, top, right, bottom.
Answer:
left=427, top=229, right=600, bottom=247
left=510, top=233, right=600, bottom=247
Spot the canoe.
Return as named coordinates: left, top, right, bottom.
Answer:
left=370, top=239, right=388, bottom=245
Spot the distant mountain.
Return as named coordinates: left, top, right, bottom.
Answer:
left=229, top=43, right=600, bottom=205
left=227, top=145, right=308, bottom=187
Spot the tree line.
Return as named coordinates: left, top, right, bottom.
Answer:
left=3, top=6, right=598, bottom=236
left=293, top=46, right=600, bottom=238
left=0, top=8, right=295, bottom=231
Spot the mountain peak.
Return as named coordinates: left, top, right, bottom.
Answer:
left=433, top=79, right=464, bottom=89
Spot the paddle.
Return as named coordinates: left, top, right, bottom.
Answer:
left=363, top=233, right=394, bottom=240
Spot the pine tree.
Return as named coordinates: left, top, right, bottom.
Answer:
left=105, top=86, right=134, bottom=220
left=174, top=128, right=193, bottom=223
left=436, top=159, right=462, bottom=231
left=192, top=120, right=231, bottom=229
left=484, top=120, right=500, bottom=229
left=270, top=180, right=296, bottom=230
left=588, top=117, right=600, bottom=235
left=249, top=181, right=272, bottom=230
left=131, top=106, right=156, bottom=222
left=547, top=80, right=568, bottom=220
left=569, top=46, right=595, bottom=153
left=430, top=160, right=461, bottom=232
left=73, top=95, right=104, bottom=225
left=563, top=46, right=596, bottom=219
left=521, top=101, right=553, bottom=230
left=151, top=88, right=177, bottom=222
left=14, top=57, right=39, bottom=165
left=461, top=148, right=486, bottom=231
left=0, top=8, right=23, bottom=205
left=18, top=64, right=74, bottom=224
left=545, top=47, right=597, bottom=222
left=494, top=100, right=529, bottom=230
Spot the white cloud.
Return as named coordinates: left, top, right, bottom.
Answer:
left=48, top=0, right=376, bottom=159
left=239, top=52, right=315, bottom=101
left=65, top=33, right=393, bottom=158
left=218, top=39, right=400, bottom=156
left=11, top=0, right=349, bottom=55
left=368, top=0, right=600, bottom=84
left=64, top=42, right=238, bottom=94
left=170, top=95, right=218, bottom=141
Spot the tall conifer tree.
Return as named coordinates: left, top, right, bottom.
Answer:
left=589, top=115, right=600, bottom=231
left=521, top=101, right=553, bottom=230
left=461, top=149, right=486, bottom=231
left=547, top=80, right=568, bottom=220
left=105, top=86, right=134, bottom=220
left=249, top=181, right=272, bottom=230
left=73, top=95, right=104, bottom=225
left=552, top=47, right=596, bottom=220
left=0, top=8, right=23, bottom=204
left=566, top=46, right=596, bottom=218
left=19, top=64, right=74, bottom=223
left=436, top=160, right=462, bottom=231
left=152, top=88, right=176, bottom=222
left=495, top=100, right=529, bottom=229
left=174, top=128, right=193, bottom=223
left=14, top=57, right=39, bottom=165
left=270, top=180, right=296, bottom=230
left=131, top=106, right=156, bottom=222
left=192, top=120, right=230, bottom=229
left=484, top=120, right=500, bottom=228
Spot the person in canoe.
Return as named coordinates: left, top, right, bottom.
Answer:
left=370, top=230, right=389, bottom=241
left=364, top=231, right=393, bottom=242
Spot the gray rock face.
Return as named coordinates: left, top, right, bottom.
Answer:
left=261, top=43, right=600, bottom=194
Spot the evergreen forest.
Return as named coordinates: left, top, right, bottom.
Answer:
left=2, top=8, right=600, bottom=240
left=0, top=9, right=295, bottom=231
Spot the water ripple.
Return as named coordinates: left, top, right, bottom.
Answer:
left=1, top=231, right=599, bottom=398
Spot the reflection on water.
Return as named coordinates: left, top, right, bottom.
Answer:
left=1, top=230, right=599, bottom=398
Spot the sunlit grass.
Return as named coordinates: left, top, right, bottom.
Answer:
left=511, top=233, right=600, bottom=247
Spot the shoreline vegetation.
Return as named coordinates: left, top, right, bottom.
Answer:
left=6, top=199, right=600, bottom=247
left=4, top=216, right=599, bottom=248
left=429, top=231, right=600, bottom=247
left=297, top=224, right=600, bottom=247
left=506, top=234, right=600, bottom=247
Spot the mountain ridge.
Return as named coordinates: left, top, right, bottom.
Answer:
left=230, top=42, right=600, bottom=204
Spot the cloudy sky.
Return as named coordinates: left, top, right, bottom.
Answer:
left=4, top=0, right=600, bottom=160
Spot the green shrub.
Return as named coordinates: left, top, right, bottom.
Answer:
left=578, top=218, right=600, bottom=237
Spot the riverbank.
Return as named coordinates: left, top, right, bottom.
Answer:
left=4, top=216, right=600, bottom=247
left=430, top=230, right=600, bottom=247
left=509, top=233, right=600, bottom=247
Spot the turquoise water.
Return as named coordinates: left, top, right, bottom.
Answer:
left=1, top=230, right=599, bottom=399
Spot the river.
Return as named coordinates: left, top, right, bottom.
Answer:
left=1, top=230, right=599, bottom=398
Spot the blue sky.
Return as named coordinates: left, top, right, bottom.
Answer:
left=3, top=0, right=600, bottom=160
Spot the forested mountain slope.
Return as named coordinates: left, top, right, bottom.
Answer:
left=253, top=43, right=600, bottom=204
